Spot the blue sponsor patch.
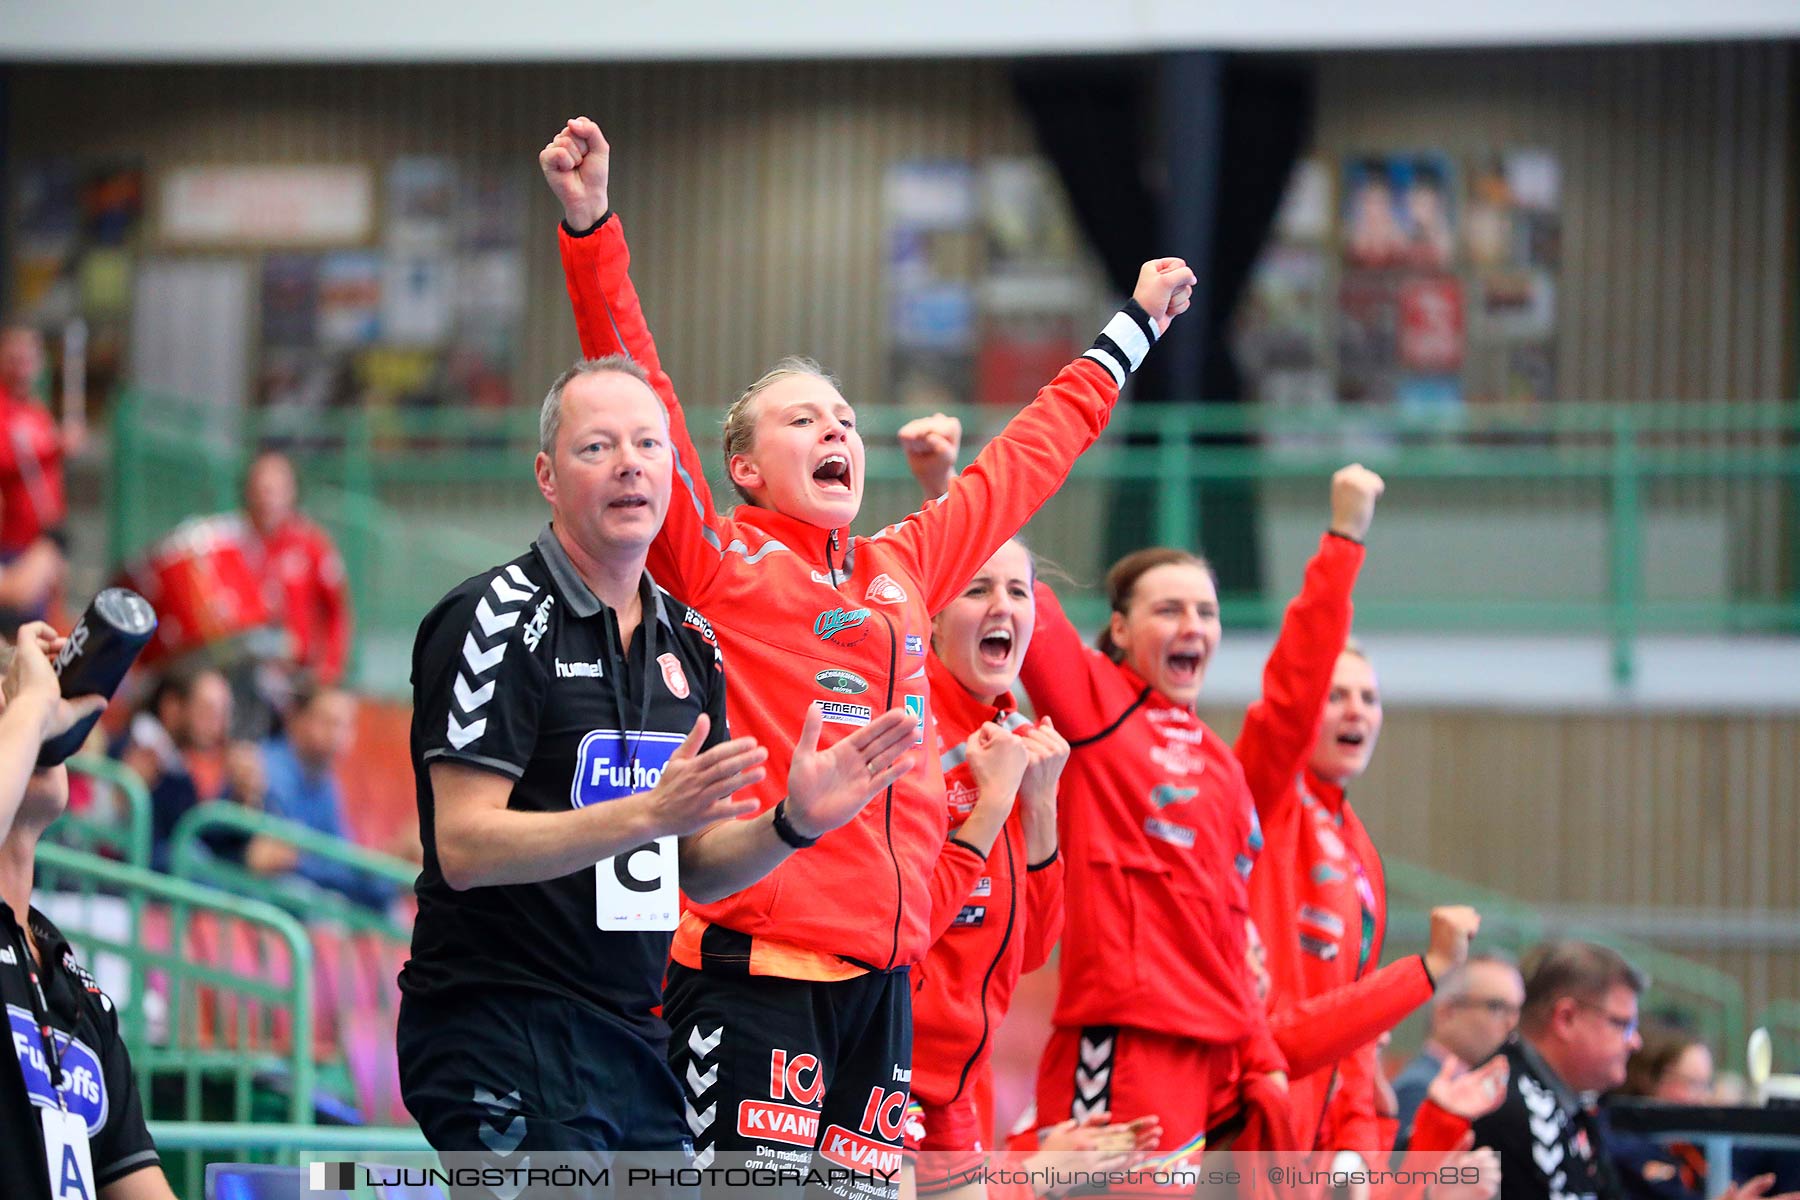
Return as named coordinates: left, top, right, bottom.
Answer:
left=571, top=729, right=687, bottom=807
left=904, top=635, right=925, bottom=656
left=9, top=1004, right=107, bottom=1134
left=904, top=694, right=925, bottom=744
left=952, top=905, right=985, bottom=927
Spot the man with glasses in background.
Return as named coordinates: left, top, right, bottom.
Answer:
left=1393, top=950, right=1525, bottom=1146
left=1467, top=941, right=1644, bottom=1200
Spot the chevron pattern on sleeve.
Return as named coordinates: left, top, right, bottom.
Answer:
left=447, top=565, right=540, bottom=750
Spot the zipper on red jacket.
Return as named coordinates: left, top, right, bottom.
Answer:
left=879, top=609, right=902, bottom=970
left=950, top=827, right=1018, bottom=1102
left=827, top=529, right=842, bottom=586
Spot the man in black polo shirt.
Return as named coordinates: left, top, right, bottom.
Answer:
left=1, top=623, right=175, bottom=1200
left=398, top=357, right=916, bottom=1163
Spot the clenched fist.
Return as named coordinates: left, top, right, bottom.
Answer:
left=1425, top=905, right=1482, bottom=982
left=1330, top=463, right=1386, bottom=542
left=1132, top=258, right=1198, bottom=335
left=539, top=116, right=611, bottom=232
left=897, top=412, right=962, bottom=497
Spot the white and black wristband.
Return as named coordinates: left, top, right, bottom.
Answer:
left=1081, top=299, right=1160, bottom=388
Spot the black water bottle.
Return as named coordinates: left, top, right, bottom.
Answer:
left=37, top=588, right=158, bottom=768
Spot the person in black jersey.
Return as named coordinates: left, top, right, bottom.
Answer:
left=398, top=357, right=917, bottom=1172
left=0, top=622, right=176, bottom=1200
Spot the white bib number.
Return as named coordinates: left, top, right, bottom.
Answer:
left=571, top=729, right=689, bottom=931
left=41, top=1106, right=96, bottom=1200
left=596, top=836, right=680, bottom=931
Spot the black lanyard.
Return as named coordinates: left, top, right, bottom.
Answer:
left=603, top=590, right=657, bottom=776
left=11, top=919, right=66, bottom=1100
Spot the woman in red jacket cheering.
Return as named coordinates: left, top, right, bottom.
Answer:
left=542, top=116, right=1196, bottom=1175
left=903, top=534, right=1072, bottom=1194
left=1236, top=465, right=1480, bottom=1157
left=896, top=417, right=1291, bottom=1169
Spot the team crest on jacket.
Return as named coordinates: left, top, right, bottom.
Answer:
left=865, top=574, right=907, bottom=605
left=658, top=653, right=690, bottom=699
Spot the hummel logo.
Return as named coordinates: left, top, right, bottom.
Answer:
left=556, top=659, right=604, bottom=679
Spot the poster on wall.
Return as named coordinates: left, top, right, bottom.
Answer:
left=1275, top=159, right=1334, bottom=244
left=380, top=255, right=455, bottom=345
left=1342, top=153, right=1456, bottom=272
left=886, top=161, right=978, bottom=407
left=316, top=252, right=382, bottom=347
left=261, top=254, right=320, bottom=347
left=1235, top=148, right=1558, bottom=414
left=1396, top=275, right=1465, bottom=373
left=160, top=165, right=373, bottom=246
left=1465, top=148, right=1560, bottom=403
left=386, top=157, right=455, bottom=252
left=7, top=160, right=145, bottom=413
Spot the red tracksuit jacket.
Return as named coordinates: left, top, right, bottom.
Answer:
left=559, top=214, right=1137, bottom=974
left=1018, top=579, right=1281, bottom=1066
left=0, top=385, right=66, bottom=553
left=241, top=514, right=353, bottom=686
left=912, top=652, right=1064, bottom=1112
left=1238, top=531, right=1433, bottom=1152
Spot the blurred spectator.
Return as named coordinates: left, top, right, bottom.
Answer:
left=261, top=678, right=390, bottom=911
left=1604, top=1025, right=1798, bottom=1200
left=1394, top=950, right=1525, bottom=1145
left=240, top=450, right=353, bottom=689
left=1604, top=1023, right=1715, bottom=1200
left=114, top=666, right=235, bottom=870
left=0, top=320, right=81, bottom=551
left=0, top=539, right=67, bottom=632
left=0, top=320, right=76, bottom=628
left=1468, top=940, right=1645, bottom=1200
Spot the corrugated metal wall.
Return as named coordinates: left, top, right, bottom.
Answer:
left=5, top=60, right=1043, bottom=413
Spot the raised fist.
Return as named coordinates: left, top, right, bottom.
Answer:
left=1132, top=258, right=1198, bottom=335
left=1330, top=463, right=1386, bottom=542
left=897, top=412, right=961, bottom=497
left=1425, top=905, right=1481, bottom=982
left=539, top=116, right=611, bottom=232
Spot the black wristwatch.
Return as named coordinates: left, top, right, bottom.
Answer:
left=770, top=799, right=819, bottom=850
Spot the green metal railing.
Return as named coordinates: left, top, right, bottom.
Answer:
left=34, top=843, right=317, bottom=1192
left=1387, top=859, right=1749, bottom=1057
left=168, top=801, right=417, bottom=937
left=46, top=755, right=155, bottom=867
left=111, top=390, right=1800, bottom=695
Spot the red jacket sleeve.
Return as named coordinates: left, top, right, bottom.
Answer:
left=558, top=216, right=730, bottom=605
left=313, top=530, right=352, bottom=686
left=1020, top=852, right=1064, bottom=973
left=1325, top=1038, right=1385, bottom=1152
left=1240, top=984, right=1289, bottom=1079
left=879, top=351, right=1124, bottom=615
left=1234, top=532, right=1364, bottom=823
left=1018, top=581, right=1107, bottom=738
left=924, top=841, right=989, bottom=946
left=1269, top=955, right=1434, bottom=1080
left=1403, top=1098, right=1472, bottom=1153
